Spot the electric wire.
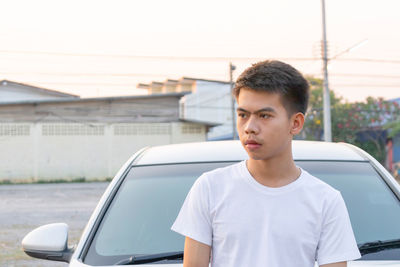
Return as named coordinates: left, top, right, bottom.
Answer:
left=2, top=70, right=400, bottom=80
left=0, top=49, right=315, bottom=61
left=2, top=49, right=400, bottom=64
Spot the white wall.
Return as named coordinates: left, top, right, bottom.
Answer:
left=0, top=123, right=34, bottom=179
left=180, top=81, right=235, bottom=140
left=0, top=122, right=206, bottom=182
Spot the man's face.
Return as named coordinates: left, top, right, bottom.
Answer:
left=236, top=88, right=294, bottom=161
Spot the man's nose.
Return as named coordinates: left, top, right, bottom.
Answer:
left=244, top=115, right=259, bottom=135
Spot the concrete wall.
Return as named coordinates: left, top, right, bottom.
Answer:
left=0, top=122, right=206, bottom=181
left=180, top=81, right=235, bottom=140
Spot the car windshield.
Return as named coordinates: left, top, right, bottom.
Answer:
left=84, top=161, right=400, bottom=265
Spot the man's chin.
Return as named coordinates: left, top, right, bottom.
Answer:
left=246, top=151, right=270, bottom=161
left=249, top=156, right=269, bottom=161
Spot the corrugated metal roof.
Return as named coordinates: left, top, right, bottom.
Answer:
left=0, top=80, right=79, bottom=98
left=0, top=92, right=188, bottom=106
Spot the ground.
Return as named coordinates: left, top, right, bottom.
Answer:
left=0, top=182, right=108, bottom=267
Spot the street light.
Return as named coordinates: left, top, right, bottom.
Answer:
left=230, top=62, right=237, bottom=140
left=321, top=0, right=331, bottom=142
left=320, top=0, right=368, bottom=142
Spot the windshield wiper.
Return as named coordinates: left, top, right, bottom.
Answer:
left=358, top=239, right=400, bottom=255
left=114, top=251, right=183, bottom=265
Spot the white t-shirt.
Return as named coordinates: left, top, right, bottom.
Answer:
left=171, top=161, right=361, bottom=267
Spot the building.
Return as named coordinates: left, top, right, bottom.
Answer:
left=138, top=77, right=234, bottom=140
left=0, top=91, right=216, bottom=182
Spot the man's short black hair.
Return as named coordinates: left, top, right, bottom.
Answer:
left=233, top=60, right=309, bottom=115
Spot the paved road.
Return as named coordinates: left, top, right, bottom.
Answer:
left=0, top=182, right=108, bottom=267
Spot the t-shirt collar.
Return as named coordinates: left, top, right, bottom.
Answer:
left=239, top=160, right=306, bottom=195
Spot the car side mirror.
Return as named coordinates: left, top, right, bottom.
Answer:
left=22, top=223, right=74, bottom=263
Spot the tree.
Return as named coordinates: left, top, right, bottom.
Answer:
left=303, top=77, right=342, bottom=141
left=303, top=77, right=400, bottom=164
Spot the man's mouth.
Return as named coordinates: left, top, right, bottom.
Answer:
left=245, top=140, right=261, bottom=149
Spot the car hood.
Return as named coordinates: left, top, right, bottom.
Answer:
left=70, top=259, right=400, bottom=267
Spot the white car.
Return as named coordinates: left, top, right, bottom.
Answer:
left=22, top=140, right=400, bottom=266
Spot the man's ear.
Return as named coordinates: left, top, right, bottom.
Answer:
left=290, top=112, right=305, bottom=135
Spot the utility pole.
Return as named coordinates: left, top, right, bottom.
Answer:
left=230, top=62, right=237, bottom=140
left=321, top=0, right=332, bottom=142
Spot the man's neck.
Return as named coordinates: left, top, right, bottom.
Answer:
left=246, top=154, right=300, bottom=188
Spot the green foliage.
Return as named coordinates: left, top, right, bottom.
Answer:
left=303, top=77, right=343, bottom=141
left=303, top=77, right=400, bottom=164
left=384, top=121, right=400, bottom=138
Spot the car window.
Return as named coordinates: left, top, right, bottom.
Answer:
left=84, top=161, right=400, bottom=264
left=84, top=162, right=234, bottom=265
left=298, top=161, right=400, bottom=247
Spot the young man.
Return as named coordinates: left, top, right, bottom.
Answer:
left=171, top=60, right=361, bottom=267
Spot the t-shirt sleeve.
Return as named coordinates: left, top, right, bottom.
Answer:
left=316, top=191, right=361, bottom=265
left=171, top=174, right=212, bottom=246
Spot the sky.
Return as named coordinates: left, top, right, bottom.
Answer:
left=0, top=0, right=399, bottom=102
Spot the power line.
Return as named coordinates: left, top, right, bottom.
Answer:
left=0, top=49, right=316, bottom=61
left=330, top=73, right=400, bottom=79
left=2, top=80, right=399, bottom=89
left=332, top=84, right=400, bottom=87
left=30, top=82, right=139, bottom=86
left=2, top=49, right=400, bottom=64
left=3, top=49, right=400, bottom=64
left=2, top=70, right=400, bottom=82
left=2, top=70, right=400, bottom=81
left=0, top=70, right=225, bottom=80
left=334, top=58, right=400, bottom=64
left=0, top=71, right=169, bottom=77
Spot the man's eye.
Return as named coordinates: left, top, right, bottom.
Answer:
left=260, top=114, right=270, bottom=119
left=238, top=113, right=247, bottom=118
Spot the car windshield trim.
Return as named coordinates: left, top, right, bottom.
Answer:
left=132, top=160, right=241, bottom=168
left=132, top=159, right=369, bottom=168
left=114, top=251, right=183, bottom=265
left=358, top=238, right=400, bottom=255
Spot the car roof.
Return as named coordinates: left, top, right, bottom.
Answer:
left=134, top=140, right=367, bottom=166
